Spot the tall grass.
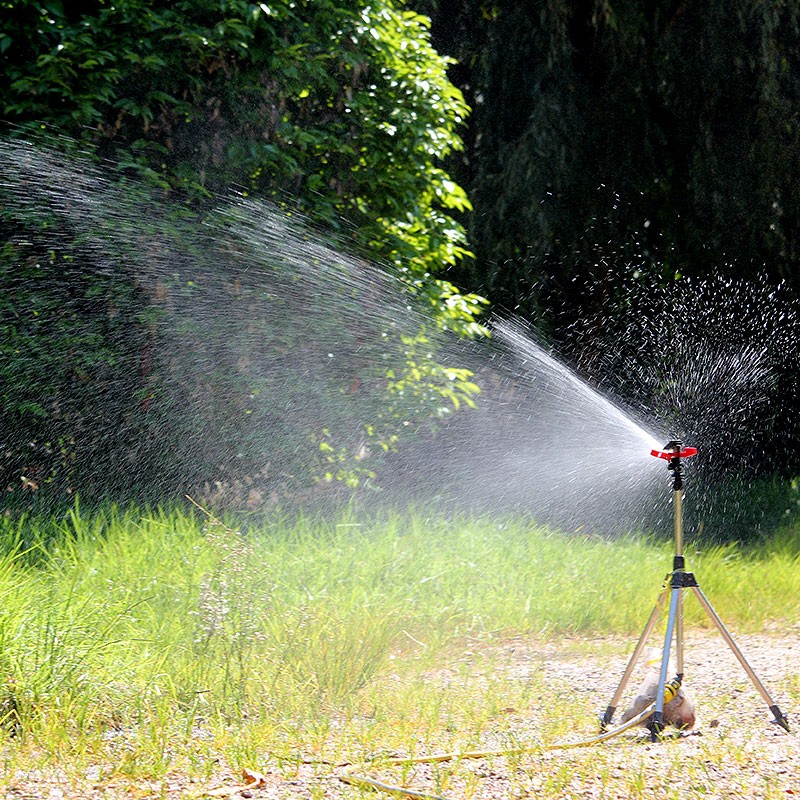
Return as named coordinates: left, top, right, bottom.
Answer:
left=0, top=503, right=797, bottom=788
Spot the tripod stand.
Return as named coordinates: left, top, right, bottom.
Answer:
left=601, top=440, right=790, bottom=739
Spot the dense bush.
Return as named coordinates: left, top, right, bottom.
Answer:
left=0, top=1, right=486, bottom=506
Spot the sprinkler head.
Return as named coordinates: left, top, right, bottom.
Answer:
left=650, top=442, right=697, bottom=461
left=651, top=440, right=696, bottom=490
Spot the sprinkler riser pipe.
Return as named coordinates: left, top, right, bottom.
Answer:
left=673, top=489, right=683, bottom=557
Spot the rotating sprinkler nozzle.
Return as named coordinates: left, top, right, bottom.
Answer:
left=650, top=439, right=696, bottom=494
left=650, top=440, right=697, bottom=461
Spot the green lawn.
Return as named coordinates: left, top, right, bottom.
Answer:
left=1, top=503, right=798, bottom=798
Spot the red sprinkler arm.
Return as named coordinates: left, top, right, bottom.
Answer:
left=651, top=440, right=695, bottom=492
left=650, top=446, right=697, bottom=460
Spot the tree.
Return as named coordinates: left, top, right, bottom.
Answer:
left=416, top=0, right=800, bottom=315
left=414, top=0, right=800, bottom=486
left=0, top=0, right=486, bottom=505
left=2, top=0, right=486, bottom=333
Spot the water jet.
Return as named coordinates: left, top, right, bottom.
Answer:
left=2, top=137, right=799, bottom=542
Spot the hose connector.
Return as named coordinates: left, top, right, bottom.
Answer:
left=662, top=674, right=682, bottom=704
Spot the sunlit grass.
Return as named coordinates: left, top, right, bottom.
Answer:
left=0, top=503, right=797, bottom=797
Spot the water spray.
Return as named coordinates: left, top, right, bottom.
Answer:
left=602, top=439, right=791, bottom=739
left=4, top=140, right=792, bottom=799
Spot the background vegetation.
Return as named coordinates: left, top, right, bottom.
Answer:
left=418, top=0, right=800, bottom=306
left=0, top=0, right=485, bottom=504
left=416, top=0, right=800, bottom=478
left=3, top=0, right=800, bottom=518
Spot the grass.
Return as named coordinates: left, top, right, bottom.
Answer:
left=0, top=502, right=798, bottom=798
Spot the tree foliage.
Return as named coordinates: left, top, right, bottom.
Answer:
left=0, top=0, right=486, bottom=504
left=417, top=0, right=800, bottom=318
left=2, top=0, right=486, bottom=332
left=412, top=0, right=800, bottom=481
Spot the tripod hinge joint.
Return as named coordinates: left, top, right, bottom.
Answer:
left=670, top=570, right=698, bottom=589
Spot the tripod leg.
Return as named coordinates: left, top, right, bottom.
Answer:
left=676, top=587, right=684, bottom=677
left=650, top=587, right=680, bottom=738
left=601, top=590, right=667, bottom=729
left=691, top=586, right=790, bottom=732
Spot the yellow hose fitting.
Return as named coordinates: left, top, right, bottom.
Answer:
left=663, top=675, right=682, bottom=704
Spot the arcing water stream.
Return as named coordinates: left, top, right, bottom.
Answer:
left=2, top=138, right=797, bottom=537
left=383, top=316, right=667, bottom=534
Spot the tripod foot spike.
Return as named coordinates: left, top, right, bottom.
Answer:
left=600, top=706, right=616, bottom=732
left=769, top=705, right=790, bottom=732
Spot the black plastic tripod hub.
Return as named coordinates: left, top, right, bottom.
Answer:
left=601, top=440, right=790, bottom=739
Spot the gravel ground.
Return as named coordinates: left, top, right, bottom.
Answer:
left=4, top=630, right=798, bottom=800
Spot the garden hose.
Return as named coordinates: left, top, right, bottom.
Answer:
left=337, top=700, right=660, bottom=799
